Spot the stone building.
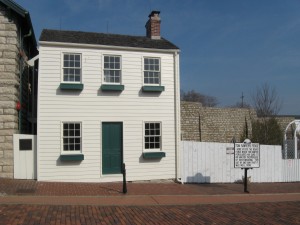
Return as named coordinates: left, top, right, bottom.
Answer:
left=0, top=0, right=38, bottom=178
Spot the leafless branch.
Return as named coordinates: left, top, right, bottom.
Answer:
left=251, top=83, right=282, bottom=117
left=181, top=90, right=219, bottom=107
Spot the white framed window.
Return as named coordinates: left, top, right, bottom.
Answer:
left=144, top=57, right=160, bottom=85
left=144, top=122, right=161, bottom=150
left=62, top=53, right=81, bottom=83
left=103, top=55, right=121, bottom=84
left=62, top=122, right=82, bottom=153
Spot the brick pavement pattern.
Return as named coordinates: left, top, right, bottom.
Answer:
left=1, top=178, right=300, bottom=196
left=1, top=193, right=300, bottom=206
left=0, top=179, right=299, bottom=224
left=0, top=202, right=299, bottom=225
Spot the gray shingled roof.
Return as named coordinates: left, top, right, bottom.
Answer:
left=40, top=29, right=179, bottom=50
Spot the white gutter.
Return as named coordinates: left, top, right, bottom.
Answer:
left=39, top=41, right=180, bottom=54
left=174, top=51, right=183, bottom=184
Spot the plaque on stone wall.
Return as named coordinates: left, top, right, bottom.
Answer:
left=19, top=139, right=32, bottom=151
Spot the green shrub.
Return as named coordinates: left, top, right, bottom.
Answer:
left=252, top=118, right=282, bottom=145
left=240, top=117, right=282, bottom=145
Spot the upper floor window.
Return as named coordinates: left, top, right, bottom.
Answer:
left=104, top=55, right=121, bottom=84
left=144, top=57, right=160, bottom=85
left=63, top=53, right=81, bottom=82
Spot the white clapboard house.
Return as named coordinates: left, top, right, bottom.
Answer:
left=37, top=11, right=181, bottom=182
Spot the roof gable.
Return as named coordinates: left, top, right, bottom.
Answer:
left=39, top=29, right=179, bottom=50
left=0, top=0, right=26, bottom=17
left=0, top=0, right=37, bottom=47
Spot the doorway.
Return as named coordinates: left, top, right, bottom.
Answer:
left=102, top=122, right=123, bottom=174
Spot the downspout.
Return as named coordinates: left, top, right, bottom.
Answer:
left=18, top=27, right=22, bottom=133
left=30, top=64, right=34, bottom=134
left=174, top=51, right=183, bottom=184
left=23, top=29, right=32, bottom=39
left=27, top=54, right=39, bottom=134
left=19, top=29, right=32, bottom=133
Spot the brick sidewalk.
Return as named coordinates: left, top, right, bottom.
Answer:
left=0, top=179, right=299, bottom=224
left=1, top=202, right=299, bottom=225
left=0, top=178, right=299, bottom=196
left=1, top=193, right=300, bottom=206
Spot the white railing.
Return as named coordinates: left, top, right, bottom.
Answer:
left=181, top=141, right=300, bottom=183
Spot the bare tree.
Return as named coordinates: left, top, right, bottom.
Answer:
left=251, top=83, right=282, bottom=117
left=181, top=90, right=219, bottom=107
left=203, top=95, right=219, bottom=107
left=250, top=83, right=283, bottom=144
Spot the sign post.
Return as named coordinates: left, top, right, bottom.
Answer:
left=243, top=168, right=251, bottom=193
left=234, top=139, right=260, bottom=193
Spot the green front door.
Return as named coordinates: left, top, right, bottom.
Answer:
left=102, top=122, right=123, bottom=174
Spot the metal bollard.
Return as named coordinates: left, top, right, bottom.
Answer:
left=122, top=163, right=127, bottom=194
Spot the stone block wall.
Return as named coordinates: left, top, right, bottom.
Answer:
left=181, top=101, right=257, bottom=143
left=0, top=5, right=19, bottom=178
left=276, top=117, right=296, bottom=134
left=181, top=101, right=296, bottom=143
left=181, top=101, right=202, bottom=141
left=199, top=106, right=257, bottom=143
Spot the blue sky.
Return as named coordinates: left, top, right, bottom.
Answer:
left=16, top=0, right=300, bottom=115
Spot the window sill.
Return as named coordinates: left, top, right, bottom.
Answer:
left=60, top=83, right=84, bottom=90
left=142, top=85, right=165, bottom=92
left=60, top=154, right=84, bottom=161
left=143, top=152, right=166, bottom=159
left=101, top=84, right=124, bottom=91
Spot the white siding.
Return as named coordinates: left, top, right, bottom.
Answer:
left=38, top=45, right=178, bottom=182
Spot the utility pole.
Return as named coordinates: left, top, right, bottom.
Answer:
left=241, top=92, right=244, bottom=108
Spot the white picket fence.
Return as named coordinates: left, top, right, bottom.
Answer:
left=181, top=141, right=300, bottom=183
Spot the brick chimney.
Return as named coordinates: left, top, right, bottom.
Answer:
left=145, top=11, right=161, bottom=39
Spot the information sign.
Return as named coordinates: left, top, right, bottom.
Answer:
left=226, top=147, right=234, bottom=154
left=234, top=143, right=260, bottom=168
